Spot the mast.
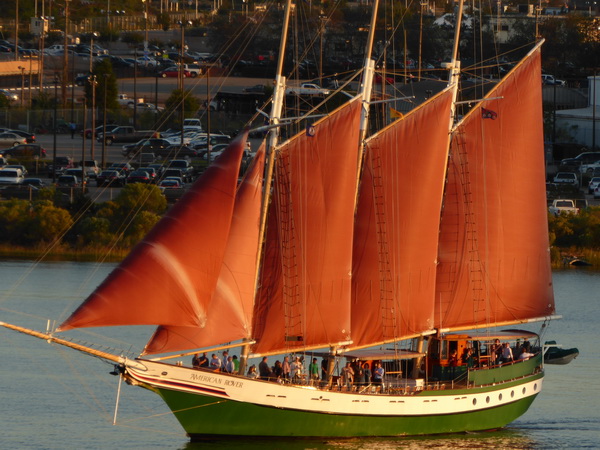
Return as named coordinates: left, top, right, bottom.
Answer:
left=356, top=0, right=379, bottom=184
left=240, top=0, right=293, bottom=376
left=447, top=0, right=464, bottom=127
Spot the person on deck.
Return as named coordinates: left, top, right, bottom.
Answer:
left=192, top=354, right=201, bottom=369
left=373, top=363, right=384, bottom=391
left=341, top=362, right=355, bottom=390
left=362, top=362, right=372, bottom=386
left=282, top=356, right=291, bottom=382
left=309, top=358, right=320, bottom=384
left=210, top=354, right=221, bottom=371
left=198, top=352, right=208, bottom=368
left=259, top=356, right=272, bottom=380
left=500, top=342, right=514, bottom=364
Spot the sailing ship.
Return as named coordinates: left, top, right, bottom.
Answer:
left=1, top=0, right=564, bottom=441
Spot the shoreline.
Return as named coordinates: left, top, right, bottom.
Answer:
left=0, top=244, right=598, bottom=270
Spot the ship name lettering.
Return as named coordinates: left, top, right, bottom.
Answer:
left=224, top=379, right=244, bottom=388
left=190, top=373, right=224, bottom=384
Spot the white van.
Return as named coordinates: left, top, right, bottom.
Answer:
left=0, top=168, right=24, bottom=184
left=183, top=118, right=203, bottom=133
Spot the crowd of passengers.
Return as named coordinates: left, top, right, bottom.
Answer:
left=191, top=350, right=386, bottom=390
left=449, top=337, right=536, bottom=369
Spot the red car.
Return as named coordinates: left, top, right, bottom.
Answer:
left=160, top=67, right=191, bottom=78
left=375, top=74, right=395, bottom=84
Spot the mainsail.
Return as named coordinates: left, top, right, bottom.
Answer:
left=435, top=47, right=555, bottom=331
left=351, top=88, right=455, bottom=349
left=143, top=144, right=266, bottom=354
left=252, top=98, right=363, bottom=355
left=58, top=133, right=249, bottom=332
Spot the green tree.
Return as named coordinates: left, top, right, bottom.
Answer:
left=163, top=89, right=201, bottom=129
left=96, top=184, right=166, bottom=246
left=76, top=217, right=115, bottom=247
left=22, top=201, right=74, bottom=245
left=0, top=199, right=30, bottom=244
left=84, top=59, right=119, bottom=110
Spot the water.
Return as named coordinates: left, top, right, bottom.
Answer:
left=0, top=261, right=598, bottom=449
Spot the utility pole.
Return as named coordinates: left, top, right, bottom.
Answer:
left=62, top=0, right=69, bottom=108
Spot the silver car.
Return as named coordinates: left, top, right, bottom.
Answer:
left=0, top=132, right=27, bottom=148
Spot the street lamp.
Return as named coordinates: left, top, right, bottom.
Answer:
left=52, top=73, right=59, bottom=183
left=18, top=66, right=25, bottom=107
left=179, top=21, right=192, bottom=146
left=102, top=73, right=108, bottom=169
left=90, top=74, right=98, bottom=161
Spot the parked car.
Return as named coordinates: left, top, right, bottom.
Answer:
left=108, top=162, right=134, bottom=175
left=595, top=185, right=600, bottom=199
left=0, top=132, right=27, bottom=148
left=22, top=177, right=45, bottom=188
left=56, top=174, right=80, bottom=187
left=588, top=177, right=600, bottom=194
left=127, top=170, right=152, bottom=184
left=63, top=168, right=86, bottom=181
left=541, top=74, right=565, bottom=86
left=138, top=166, right=158, bottom=183
left=47, top=156, right=74, bottom=176
left=159, top=178, right=182, bottom=189
left=83, top=124, right=119, bottom=139
left=8, top=130, right=35, bottom=143
left=159, top=67, right=191, bottom=78
left=122, top=138, right=171, bottom=157
left=5, top=164, right=28, bottom=177
left=2, top=144, right=46, bottom=158
left=202, top=144, right=230, bottom=161
left=155, top=144, right=200, bottom=158
left=167, top=159, right=194, bottom=182
left=0, top=168, right=24, bottom=184
left=243, top=84, right=266, bottom=93
left=0, top=89, right=18, bottom=102
left=561, top=152, right=600, bottom=168
left=553, top=172, right=578, bottom=187
left=96, top=170, right=126, bottom=187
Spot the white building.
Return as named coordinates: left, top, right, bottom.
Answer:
left=555, top=76, right=600, bottom=149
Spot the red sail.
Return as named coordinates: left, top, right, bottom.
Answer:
left=252, top=99, right=362, bottom=355
left=351, top=89, right=454, bottom=348
left=435, top=48, right=555, bottom=330
left=143, top=145, right=266, bottom=354
left=58, top=133, right=248, bottom=332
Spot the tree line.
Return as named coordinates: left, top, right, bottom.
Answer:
left=2, top=183, right=600, bottom=265
left=0, top=184, right=166, bottom=255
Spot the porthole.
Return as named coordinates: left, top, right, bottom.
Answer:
left=534, top=383, right=538, bottom=391
left=511, top=390, right=515, bottom=398
left=486, top=396, right=490, bottom=404
left=498, top=393, right=503, bottom=401
left=522, top=387, right=526, bottom=395
left=472, top=398, right=477, bottom=406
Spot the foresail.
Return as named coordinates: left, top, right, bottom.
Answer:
left=350, top=89, right=454, bottom=349
left=252, top=98, right=363, bottom=355
left=143, top=144, right=266, bottom=354
left=58, top=133, right=248, bottom=332
left=435, top=46, right=555, bottom=331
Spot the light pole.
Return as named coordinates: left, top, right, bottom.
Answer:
left=102, top=73, right=107, bottom=169
left=18, top=66, right=25, bottom=107
left=179, top=21, right=191, bottom=146
left=134, top=48, right=138, bottom=129
left=90, top=74, right=98, bottom=160
left=52, top=74, right=59, bottom=183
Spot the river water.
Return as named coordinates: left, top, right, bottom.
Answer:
left=0, top=261, right=598, bottom=449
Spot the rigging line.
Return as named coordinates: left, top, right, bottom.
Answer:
left=152, top=7, right=270, bottom=132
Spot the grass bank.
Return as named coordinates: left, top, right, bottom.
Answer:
left=0, top=244, right=128, bottom=263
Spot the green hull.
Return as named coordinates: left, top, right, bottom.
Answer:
left=153, top=383, right=538, bottom=439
